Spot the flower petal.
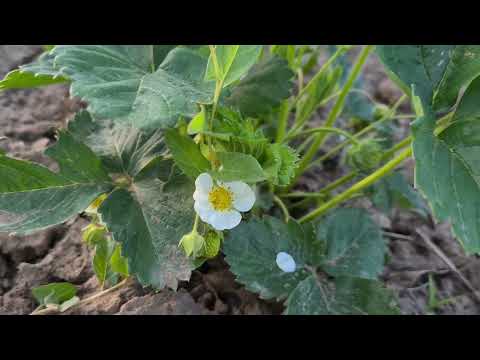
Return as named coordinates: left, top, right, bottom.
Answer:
left=208, top=210, right=242, bottom=231
left=226, top=181, right=256, bottom=212
left=195, top=173, right=213, bottom=193
left=276, top=252, right=296, bottom=273
left=194, top=199, right=215, bottom=223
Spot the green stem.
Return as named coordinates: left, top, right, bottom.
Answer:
left=276, top=100, right=291, bottom=143
left=294, top=45, right=374, bottom=183
left=284, top=126, right=359, bottom=145
left=273, top=195, right=290, bottom=223
left=298, top=146, right=412, bottom=223
left=286, top=90, right=342, bottom=139
left=306, top=94, right=408, bottom=171
left=281, top=172, right=357, bottom=198
left=381, top=136, right=412, bottom=160
left=293, top=45, right=350, bottom=107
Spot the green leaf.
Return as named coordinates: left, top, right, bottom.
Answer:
left=187, top=110, right=206, bottom=135
left=110, top=243, right=129, bottom=277
left=0, top=51, right=67, bottom=90
left=93, top=236, right=117, bottom=286
left=212, top=152, right=266, bottom=183
left=126, top=48, right=216, bottom=129
left=433, top=46, right=480, bottom=111
left=367, top=171, right=429, bottom=218
left=376, top=45, right=455, bottom=107
left=317, top=208, right=386, bottom=280
left=262, top=143, right=299, bottom=186
left=32, top=282, right=77, bottom=306
left=98, top=173, right=195, bottom=289
left=164, top=129, right=210, bottom=179
left=206, top=45, right=262, bottom=87
left=224, top=216, right=324, bottom=300
left=376, top=45, right=480, bottom=111
left=0, top=131, right=113, bottom=235
left=226, top=56, right=295, bottom=117
left=67, top=110, right=166, bottom=177
left=413, top=77, right=480, bottom=254
left=284, top=275, right=400, bottom=315
left=53, top=45, right=206, bottom=126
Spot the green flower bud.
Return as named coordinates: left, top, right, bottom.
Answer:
left=373, top=103, right=391, bottom=120
left=179, top=231, right=205, bottom=258
left=82, top=223, right=107, bottom=246
left=201, top=231, right=223, bottom=259
left=346, top=139, right=384, bottom=172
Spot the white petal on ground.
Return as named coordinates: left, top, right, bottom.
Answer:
left=226, top=181, right=256, bottom=212
left=208, top=210, right=242, bottom=231
left=195, top=173, right=213, bottom=193
left=276, top=252, right=296, bottom=273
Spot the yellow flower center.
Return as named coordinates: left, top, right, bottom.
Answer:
left=208, top=186, right=233, bottom=212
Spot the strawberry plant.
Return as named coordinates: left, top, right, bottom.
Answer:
left=2, top=45, right=479, bottom=315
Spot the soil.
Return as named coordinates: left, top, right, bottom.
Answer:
left=1, top=45, right=479, bottom=315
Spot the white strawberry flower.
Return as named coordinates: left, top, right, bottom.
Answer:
left=193, top=173, right=255, bottom=231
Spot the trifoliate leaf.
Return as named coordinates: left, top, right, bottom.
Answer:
left=0, top=51, right=67, bottom=91
left=32, top=282, right=77, bottom=306
left=98, top=172, right=195, bottom=289
left=317, top=208, right=387, bottom=280
left=226, top=56, right=295, bottom=117
left=206, top=45, right=262, bottom=87
left=412, top=77, right=480, bottom=254
left=53, top=46, right=215, bottom=129
left=224, top=216, right=324, bottom=300
left=284, top=275, right=400, bottom=315
left=67, top=110, right=166, bottom=178
left=0, top=131, right=113, bottom=235
left=164, top=129, right=211, bottom=179
left=262, top=143, right=299, bottom=186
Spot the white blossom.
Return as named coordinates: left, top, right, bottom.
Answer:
left=193, top=173, right=255, bottom=231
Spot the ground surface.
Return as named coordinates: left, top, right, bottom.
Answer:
left=1, top=45, right=479, bottom=315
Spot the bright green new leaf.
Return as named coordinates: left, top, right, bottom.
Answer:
left=284, top=276, right=400, bottom=315
left=206, top=45, right=262, bottom=87
left=226, top=56, right=295, bottom=117
left=164, top=129, right=211, bottom=179
left=187, top=110, right=206, bottom=135
left=317, top=208, right=386, bottom=280
left=93, top=236, right=117, bottom=286
left=32, top=282, right=77, bottom=306
left=262, top=143, right=299, bottom=186
left=212, top=152, right=266, bottom=183
left=98, top=173, right=195, bottom=289
left=110, top=243, right=129, bottom=277
left=224, top=216, right=324, bottom=300
left=0, top=51, right=67, bottom=90
left=0, top=131, right=113, bottom=235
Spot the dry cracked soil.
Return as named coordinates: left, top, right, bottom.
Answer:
left=1, top=45, right=480, bottom=315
